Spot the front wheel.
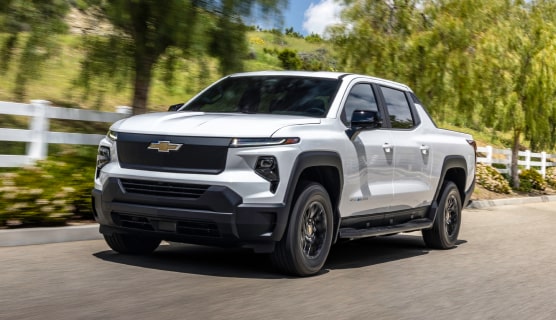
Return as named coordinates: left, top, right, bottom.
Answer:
left=422, top=181, right=462, bottom=249
left=103, top=233, right=161, bottom=254
left=271, top=182, right=334, bottom=276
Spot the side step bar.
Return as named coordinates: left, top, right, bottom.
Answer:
left=339, top=218, right=434, bottom=239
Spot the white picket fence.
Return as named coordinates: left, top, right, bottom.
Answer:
left=1, top=100, right=556, bottom=175
left=0, top=100, right=131, bottom=167
left=477, top=146, right=556, bottom=177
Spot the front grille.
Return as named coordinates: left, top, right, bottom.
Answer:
left=111, top=212, right=220, bottom=237
left=116, top=133, right=231, bottom=174
left=120, top=179, right=209, bottom=199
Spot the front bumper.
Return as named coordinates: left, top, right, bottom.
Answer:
left=92, top=177, right=289, bottom=253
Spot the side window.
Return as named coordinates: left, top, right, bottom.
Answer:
left=342, top=83, right=378, bottom=124
left=380, top=86, right=415, bottom=129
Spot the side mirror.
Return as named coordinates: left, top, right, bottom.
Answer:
left=346, top=110, right=382, bottom=140
left=168, top=103, right=184, bottom=111
left=351, top=110, right=382, bottom=129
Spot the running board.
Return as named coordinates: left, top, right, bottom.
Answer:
left=339, top=218, right=434, bottom=239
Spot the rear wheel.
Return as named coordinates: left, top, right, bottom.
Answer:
left=422, top=181, right=462, bottom=249
left=104, top=233, right=161, bottom=254
left=271, top=182, right=333, bottom=276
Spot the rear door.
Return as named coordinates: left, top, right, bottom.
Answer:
left=376, top=85, right=434, bottom=210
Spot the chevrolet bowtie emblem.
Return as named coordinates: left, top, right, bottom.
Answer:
left=148, top=141, right=183, bottom=152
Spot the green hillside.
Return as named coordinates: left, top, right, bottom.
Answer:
left=0, top=30, right=531, bottom=151
left=0, top=31, right=333, bottom=111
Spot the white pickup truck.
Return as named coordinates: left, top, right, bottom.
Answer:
left=92, top=71, right=476, bottom=276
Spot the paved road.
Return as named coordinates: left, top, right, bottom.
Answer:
left=1, top=202, right=555, bottom=320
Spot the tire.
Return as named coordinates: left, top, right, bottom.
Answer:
left=422, top=181, right=462, bottom=249
left=271, top=182, right=334, bottom=276
left=103, top=233, right=161, bottom=254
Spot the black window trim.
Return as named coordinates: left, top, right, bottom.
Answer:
left=373, top=84, right=420, bottom=131
left=340, top=81, right=388, bottom=128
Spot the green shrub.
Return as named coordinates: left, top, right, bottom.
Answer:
left=476, top=163, right=511, bottom=194
left=546, top=167, right=556, bottom=188
left=277, top=48, right=302, bottom=70
left=0, top=148, right=96, bottom=228
left=517, top=169, right=547, bottom=192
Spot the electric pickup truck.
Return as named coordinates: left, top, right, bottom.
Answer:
left=92, top=71, right=476, bottom=276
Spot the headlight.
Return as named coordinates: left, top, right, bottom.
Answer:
left=96, top=146, right=111, bottom=178
left=230, top=137, right=299, bottom=148
left=255, top=156, right=279, bottom=193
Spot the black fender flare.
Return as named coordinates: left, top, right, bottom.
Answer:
left=428, top=155, right=469, bottom=221
left=273, top=151, right=343, bottom=241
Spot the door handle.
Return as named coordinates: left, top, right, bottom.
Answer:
left=420, top=145, right=430, bottom=155
left=382, top=143, right=392, bottom=153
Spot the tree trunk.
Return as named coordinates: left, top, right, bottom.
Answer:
left=131, top=56, right=154, bottom=115
left=511, top=129, right=521, bottom=188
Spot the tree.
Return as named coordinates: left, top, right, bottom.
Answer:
left=474, top=0, right=556, bottom=187
left=78, top=0, right=286, bottom=115
left=0, top=0, right=69, bottom=100
left=330, top=0, right=556, bottom=187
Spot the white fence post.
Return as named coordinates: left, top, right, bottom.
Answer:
left=541, top=152, right=547, bottom=178
left=524, top=150, right=531, bottom=170
left=486, top=146, right=493, bottom=165
left=116, top=106, right=132, bottom=114
left=26, top=100, right=51, bottom=161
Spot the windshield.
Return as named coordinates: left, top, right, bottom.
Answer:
left=181, top=76, right=341, bottom=117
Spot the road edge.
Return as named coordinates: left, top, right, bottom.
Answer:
left=0, top=224, right=101, bottom=247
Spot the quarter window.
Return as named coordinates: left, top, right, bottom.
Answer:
left=380, top=86, right=415, bottom=129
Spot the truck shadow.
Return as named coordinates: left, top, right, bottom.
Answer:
left=93, top=234, right=466, bottom=279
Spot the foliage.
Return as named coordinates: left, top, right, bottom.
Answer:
left=330, top=0, right=556, bottom=187
left=475, top=163, right=512, bottom=194
left=546, top=167, right=556, bottom=188
left=285, top=27, right=303, bottom=38
left=277, top=48, right=302, bottom=69
left=305, top=33, right=323, bottom=43
left=0, top=148, right=96, bottom=228
left=77, top=0, right=286, bottom=115
left=0, top=0, right=69, bottom=100
left=516, top=169, right=547, bottom=192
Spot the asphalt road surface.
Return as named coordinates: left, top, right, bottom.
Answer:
left=1, top=202, right=556, bottom=320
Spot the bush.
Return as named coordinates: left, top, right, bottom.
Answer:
left=517, top=169, right=547, bottom=192
left=476, top=163, right=511, bottom=194
left=0, top=148, right=96, bottom=228
left=277, top=48, right=302, bottom=70
left=546, top=167, right=556, bottom=188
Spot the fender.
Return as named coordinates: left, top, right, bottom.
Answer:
left=428, top=155, right=468, bottom=221
left=273, top=151, right=344, bottom=241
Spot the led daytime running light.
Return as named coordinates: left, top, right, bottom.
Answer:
left=230, top=137, right=299, bottom=147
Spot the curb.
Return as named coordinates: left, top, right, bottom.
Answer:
left=1, top=195, right=555, bottom=247
left=0, top=224, right=102, bottom=247
left=467, top=195, right=556, bottom=209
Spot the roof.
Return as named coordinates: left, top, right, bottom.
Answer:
left=227, top=70, right=412, bottom=91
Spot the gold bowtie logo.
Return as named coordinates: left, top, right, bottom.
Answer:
left=147, top=141, right=183, bottom=152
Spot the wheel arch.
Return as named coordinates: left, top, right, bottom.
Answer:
left=277, top=151, right=343, bottom=242
left=428, top=156, right=468, bottom=221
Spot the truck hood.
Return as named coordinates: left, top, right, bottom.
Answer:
left=111, top=112, right=321, bottom=137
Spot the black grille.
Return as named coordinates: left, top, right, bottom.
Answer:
left=116, top=133, right=231, bottom=174
left=120, top=179, right=209, bottom=199
left=177, top=220, right=220, bottom=237
left=111, top=212, right=220, bottom=237
left=112, top=213, right=155, bottom=231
